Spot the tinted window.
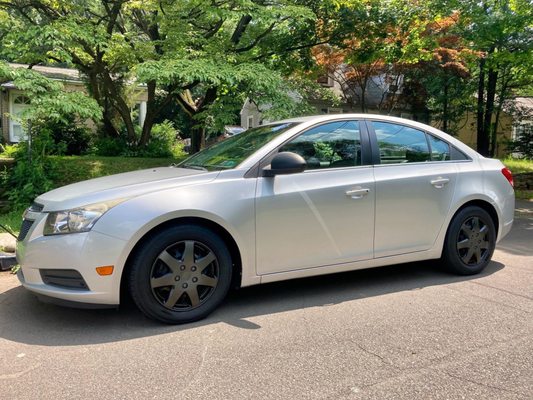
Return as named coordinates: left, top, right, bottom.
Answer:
left=373, top=122, right=430, bottom=164
left=280, top=121, right=362, bottom=169
left=427, top=134, right=451, bottom=161
left=451, top=146, right=469, bottom=160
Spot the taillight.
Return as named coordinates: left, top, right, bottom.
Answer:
left=501, top=167, right=514, bottom=187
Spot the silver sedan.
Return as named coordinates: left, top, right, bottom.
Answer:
left=16, top=115, right=515, bottom=323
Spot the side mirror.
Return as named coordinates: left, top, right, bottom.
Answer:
left=263, top=152, right=307, bottom=177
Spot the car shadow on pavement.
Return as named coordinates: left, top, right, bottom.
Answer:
left=0, top=260, right=504, bottom=346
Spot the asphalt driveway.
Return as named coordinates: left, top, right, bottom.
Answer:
left=0, top=202, right=531, bottom=400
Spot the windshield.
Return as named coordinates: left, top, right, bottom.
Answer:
left=179, top=122, right=299, bottom=171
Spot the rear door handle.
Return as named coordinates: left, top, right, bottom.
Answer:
left=345, top=188, right=370, bottom=199
left=430, top=177, right=450, bottom=188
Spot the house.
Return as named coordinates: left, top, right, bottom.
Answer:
left=1, top=63, right=148, bottom=144
left=240, top=73, right=531, bottom=157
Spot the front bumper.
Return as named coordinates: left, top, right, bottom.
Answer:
left=16, top=221, right=128, bottom=306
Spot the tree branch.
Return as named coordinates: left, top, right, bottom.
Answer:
left=235, top=18, right=288, bottom=53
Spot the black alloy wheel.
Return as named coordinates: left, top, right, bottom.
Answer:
left=128, top=225, right=232, bottom=324
left=441, top=206, right=496, bottom=275
left=150, top=240, right=219, bottom=310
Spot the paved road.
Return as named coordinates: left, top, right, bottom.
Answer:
left=1, top=205, right=532, bottom=400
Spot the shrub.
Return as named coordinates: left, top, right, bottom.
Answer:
left=142, top=121, right=185, bottom=158
left=509, top=125, right=533, bottom=159
left=1, top=140, right=56, bottom=210
left=92, top=121, right=186, bottom=158
left=0, top=143, right=19, bottom=158
left=92, top=136, right=128, bottom=156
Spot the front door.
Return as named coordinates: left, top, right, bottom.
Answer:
left=255, top=120, right=375, bottom=275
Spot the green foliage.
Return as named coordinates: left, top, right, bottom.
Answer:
left=92, top=137, right=128, bottom=157
left=48, top=156, right=182, bottom=188
left=502, top=157, right=533, bottom=174
left=508, top=127, right=533, bottom=160
left=145, top=121, right=186, bottom=158
left=0, top=207, right=24, bottom=235
left=0, top=143, right=18, bottom=158
left=0, top=0, right=331, bottom=151
left=1, top=141, right=56, bottom=210
left=92, top=122, right=186, bottom=158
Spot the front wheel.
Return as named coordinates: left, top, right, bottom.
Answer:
left=441, top=206, right=496, bottom=275
left=128, top=225, right=232, bottom=324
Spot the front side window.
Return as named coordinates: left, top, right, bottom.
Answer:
left=280, top=121, right=362, bottom=169
left=373, top=122, right=430, bottom=164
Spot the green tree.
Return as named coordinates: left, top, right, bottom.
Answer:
left=0, top=0, right=335, bottom=153
left=457, top=0, right=533, bottom=156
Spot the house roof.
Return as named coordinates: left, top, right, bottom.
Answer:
left=514, top=97, right=533, bottom=110
left=8, top=63, right=82, bottom=83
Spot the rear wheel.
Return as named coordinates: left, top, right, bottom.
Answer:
left=128, top=225, right=232, bottom=324
left=441, top=206, right=496, bottom=275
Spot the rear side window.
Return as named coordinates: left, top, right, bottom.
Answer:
left=280, top=121, right=362, bottom=169
left=427, top=134, right=451, bottom=161
left=373, top=122, right=430, bottom=164
left=451, top=146, right=469, bottom=160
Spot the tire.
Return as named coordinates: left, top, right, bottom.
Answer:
left=128, top=225, right=232, bottom=324
left=441, top=206, right=496, bottom=275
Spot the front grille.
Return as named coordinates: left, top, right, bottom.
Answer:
left=18, top=219, right=34, bottom=241
left=40, top=269, right=89, bottom=290
left=29, top=202, right=44, bottom=212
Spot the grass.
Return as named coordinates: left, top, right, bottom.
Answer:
left=49, top=155, right=185, bottom=187
left=1, top=155, right=188, bottom=234
left=0, top=208, right=24, bottom=236
left=515, top=190, right=533, bottom=201
left=501, top=157, right=533, bottom=174
left=501, top=158, right=533, bottom=200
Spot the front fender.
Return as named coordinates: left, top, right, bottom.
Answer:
left=92, top=175, right=259, bottom=293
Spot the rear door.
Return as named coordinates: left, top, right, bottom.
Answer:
left=369, top=121, right=458, bottom=258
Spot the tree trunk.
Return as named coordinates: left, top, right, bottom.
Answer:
left=139, top=81, right=157, bottom=147
left=442, top=80, right=449, bottom=133
left=491, top=72, right=510, bottom=157
left=476, top=58, right=489, bottom=156
left=190, top=126, right=204, bottom=154
left=360, top=81, right=367, bottom=113
left=483, top=67, right=498, bottom=157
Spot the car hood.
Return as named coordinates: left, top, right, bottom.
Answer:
left=36, top=167, right=218, bottom=211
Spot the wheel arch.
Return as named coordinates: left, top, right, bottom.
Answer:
left=450, top=199, right=499, bottom=236
left=120, top=216, right=243, bottom=302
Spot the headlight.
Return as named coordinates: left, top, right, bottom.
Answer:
left=43, top=200, right=123, bottom=235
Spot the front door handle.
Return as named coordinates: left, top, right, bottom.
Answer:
left=430, top=177, right=450, bottom=188
left=345, top=188, right=370, bottom=199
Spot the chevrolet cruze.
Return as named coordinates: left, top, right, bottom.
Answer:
left=16, top=115, right=515, bottom=323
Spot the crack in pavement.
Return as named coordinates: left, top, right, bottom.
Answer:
left=0, top=364, right=40, bottom=380
left=469, top=281, right=533, bottom=301
left=445, top=285, right=531, bottom=314
left=444, top=371, right=525, bottom=396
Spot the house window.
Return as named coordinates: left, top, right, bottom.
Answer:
left=317, top=74, right=334, bottom=87
left=9, top=93, right=31, bottom=142
left=513, top=123, right=532, bottom=141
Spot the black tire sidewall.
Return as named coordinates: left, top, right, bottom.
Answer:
left=443, top=206, right=496, bottom=275
left=128, top=225, right=232, bottom=324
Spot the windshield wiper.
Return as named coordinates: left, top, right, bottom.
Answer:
left=182, top=164, right=208, bottom=171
